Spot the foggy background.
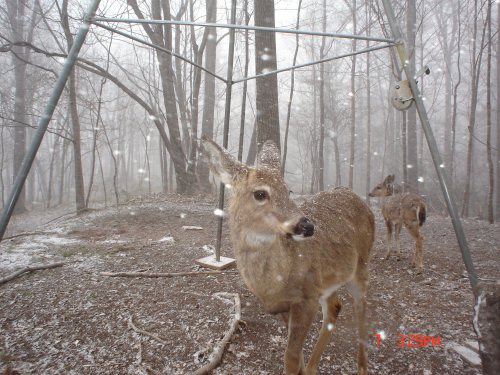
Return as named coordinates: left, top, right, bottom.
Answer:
left=0, top=0, right=498, bottom=222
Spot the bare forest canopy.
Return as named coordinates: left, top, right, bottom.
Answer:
left=0, top=0, right=499, bottom=222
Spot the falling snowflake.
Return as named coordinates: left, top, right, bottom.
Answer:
left=260, top=53, right=272, bottom=61
left=213, top=208, right=225, bottom=217
left=418, top=177, right=424, bottom=182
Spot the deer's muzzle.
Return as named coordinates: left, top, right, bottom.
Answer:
left=294, top=217, right=314, bottom=237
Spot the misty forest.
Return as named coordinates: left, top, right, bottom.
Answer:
left=0, top=0, right=498, bottom=220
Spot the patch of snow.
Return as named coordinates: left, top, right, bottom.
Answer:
left=447, top=342, right=482, bottom=368
left=37, top=236, right=81, bottom=245
left=97, top=239, right=128, bottom=244
left=158, top=236, right=175, bottom=245
left=201, top=245, right=215, bottom=254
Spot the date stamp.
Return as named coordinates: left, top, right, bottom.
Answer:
left=374, top=331, right=441, bottom=348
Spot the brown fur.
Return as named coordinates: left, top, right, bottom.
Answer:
left=369, top=175, right=427, bottom=273
left=202, top=136, right=375, bottom=375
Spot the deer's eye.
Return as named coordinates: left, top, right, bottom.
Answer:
left=253, top=190, right=269, bottom=202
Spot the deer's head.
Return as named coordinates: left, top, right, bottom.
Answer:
left=201, top=136, right=314, bottom=244
left=369, top=174, right=396, bottom=197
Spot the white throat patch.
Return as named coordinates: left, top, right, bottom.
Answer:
left=245, top=232, right=277, bottom=247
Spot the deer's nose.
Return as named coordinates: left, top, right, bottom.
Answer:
left=295, top=217, right=314, bottom=237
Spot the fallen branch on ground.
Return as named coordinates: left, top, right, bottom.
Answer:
left=128, top=316, right=168, bottom=346
left=0, top=262, right=66, bottom=286
left=193, top=292, right=242, bottom=375
left=100, top=270, right=234, bottom=278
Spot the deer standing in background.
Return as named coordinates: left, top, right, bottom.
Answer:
left=369, top=175, right=426, bottom=273
left=202, top=136, right=375, bottom=375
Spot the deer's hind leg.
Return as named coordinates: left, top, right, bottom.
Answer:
left=346, top=270, right=369, bottom=374
left=305, top=293, right=342, bottom=375
left=394, top=222, right=403, bottom=260
left=407, top=224, right=424, bottom=273
left=384, top=219, right=393, bottom=259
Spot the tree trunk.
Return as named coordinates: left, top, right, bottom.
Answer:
left=281, top=0, right=302, bottom=177
left=365, top=4, right=371, bottom=202
left=462, top=0, right=485, bottom=217
left=238, top=0, right=250, bottom=164
left=496, top=2, right=500, bottom=221
left=61, top=0, right=86, bottom=213
left=318, top=0, right=327, bottom=191
left=348, top=0, right=357, bottom=190
left=406, top=0, right=418, bottom=194
left=7, top=0, right=32, bottom=214
left=197, top=0, right=218, bottom=192
left=485, top=0, right=493, bottom=223
left=254, top=0, right=280, bottom=151
left=128, top=0, right=196, bottom=195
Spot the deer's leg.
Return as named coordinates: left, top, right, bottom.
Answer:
left=346, top=278, right=368, bottom=375
left=384, top=220, right=393, bottom=259
left=285, top=300, right=318, bottom=375
left=305, top=293, right=342, bottom=375
left=394, top=223, right=402, bottom=260
left=408, top=225, right=424, bottom=273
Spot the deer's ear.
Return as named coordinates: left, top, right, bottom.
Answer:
left=385, top=174, right=395, bottom=184
left=201, top=136, right=246, bottom=185
left=257, top=140, right=281, bottom=170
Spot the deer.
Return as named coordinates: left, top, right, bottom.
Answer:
left=202, top=136, right=375, bottom=375
left=368, top=174, right=426, bottom=273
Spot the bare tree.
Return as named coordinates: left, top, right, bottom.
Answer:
left=406, top=0, right=418, bottom=194
left=281, top=0, right=302, bottom=176
left=128, top=0, right=196, bottom=194
left=5, top=0, right=39, bottom=214
left=254, top=0, right=280, bottom=150
left=60, top=0, right=86, bottom=213
left=198, top=0, right=217, bottom=191
left=485, top=0, right=493, bottom=223
left=462, top=0, right=487, bottom=217
left=348, top=0, right=357, bottom=190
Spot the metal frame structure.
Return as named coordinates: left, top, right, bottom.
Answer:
left=0, top=0, right=478, bottom=294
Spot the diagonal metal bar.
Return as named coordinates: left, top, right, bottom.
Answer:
left=91, top=17, right=396, bottom=44
left=380, top=0, right=478, bottom=294
left=233, top=43, right=395, bottom=84
left=0, top=0, right=102, bottom=242
left=92, top=21, right=227, bottom=84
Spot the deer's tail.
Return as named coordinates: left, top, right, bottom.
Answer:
left=416, top=202, right=426, bottom=226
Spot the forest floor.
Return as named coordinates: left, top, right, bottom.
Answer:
left=0, top=193, right=498, bottom=375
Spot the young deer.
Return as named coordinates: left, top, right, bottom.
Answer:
left=369, top=175, right=426, bottom=273
left=202, top=136, right=375, bottom=375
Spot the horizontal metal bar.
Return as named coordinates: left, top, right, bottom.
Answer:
left=233, top=43, right=395, bottom=84
left=91, top=17, right=396, bottom=44
left=93, top=21, right=228, bottom=84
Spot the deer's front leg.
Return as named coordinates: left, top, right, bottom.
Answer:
left=285, top=300, right=318, bottom=375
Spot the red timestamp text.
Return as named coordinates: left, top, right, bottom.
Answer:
left=373, top=332, right=441, bottom=348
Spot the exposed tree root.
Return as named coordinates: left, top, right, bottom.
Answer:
left=193, top=292, right=242, bottom=375
left=100, top=270, right=233, bottom=278
left=0, top=262, right=66, bottom=286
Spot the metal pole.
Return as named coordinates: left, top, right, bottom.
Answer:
left=380, top=0, right=478, bottom=293
left=92, top=21, right=227, bottom=84
left=92, top=17, right=396, bottom=44
left=0, top=0, right=102, bottom=242
left=215, top=0, right=237, bottom=262
left=233, top=43, right=394, bottom=84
